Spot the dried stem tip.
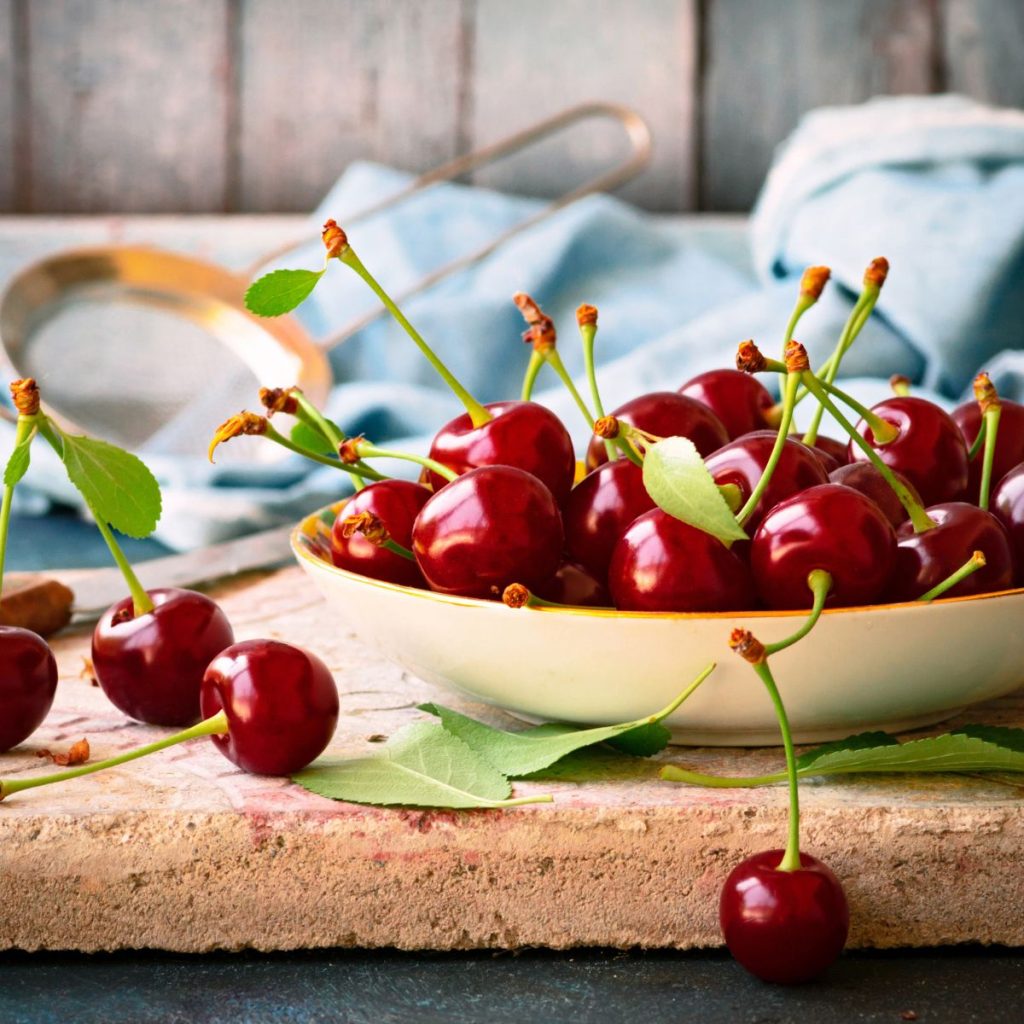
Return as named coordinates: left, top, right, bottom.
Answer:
left=576, top=303, right=598, bottom=328
left=864, top=257, right=889, bottom=289
left=340, top=511, right=389, bottom=546
left=736, top=339, right=767, bottom=374
left=502, top=583, right=531, bottom=609
left=890, top=374, right=911, bottom=395
left=338, top=436, right=366, bottom=465
left=208, top=411, right=267, bottom=462
left=973, top=371, right=1000, bottom=413
left=800, top=265, right=831, bottom=300
left=513, top=292, right=556, bottom=353
left=729, top=628, right=766, bottom=665
left=259, top=386, right=299, bottom=417
left=322, top=219, right=349, bottom=258
left=593, top=415, right=620, bottom=440
left=784, top=340, right=810, bottom=374
left=10, top=378, right=40, bottom=416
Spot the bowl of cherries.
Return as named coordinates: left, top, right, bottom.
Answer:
left=231, top=229, right=1024, bottom=746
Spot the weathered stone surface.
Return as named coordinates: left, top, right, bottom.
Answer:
left=2, top=566, right=1023, bottom=953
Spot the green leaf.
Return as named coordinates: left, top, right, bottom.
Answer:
left=59, top=434, right=161, bottom=538
left=607, top=721, right=672, bottom=757
left=3, top=441, right=31, bottom=487
left=291, top=419, right=337, bottom=456
left=291, top=723, right=544, bottom=809
left=643, top=436, right=748, bottom=544
left=245, top=268, right=325, bottom=317
left=796, top=730, right=899, bottom=770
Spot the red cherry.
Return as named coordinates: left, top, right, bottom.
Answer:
left=808, top=435, right=849, bottom=472
left=752, top=484, right=896, bottom=609
left=849, top=397, right=969, bottom=506
left=705, top=431, right=828, bottom=531
left=609, top=509, right=755, bottom=612
left=992, top=464, right=1024, bottom=583
left=829, top=461, right=922, bottom=530
left=679, top=368, right=776, bottom=440
left=331, top=479, right=430, bottom=587
left=428, top=400, right=575, bottom=504
left=563, top=459, right=656, bottom=579
left=0, top=626, right=58, bottom=753
left=720, top=849, right=849, bottom=984
left=952, top=398, right=1024, bottom=502
left=92, top=588, right=234, bottom=727
left=890, top=503, right=1015, bottom=601
left=201, top=639, right=339, bottom=776
left=534, top=561, right=611, bottom=608
left=412, top=466, right=563, bottom=599
left=586, top=392, right=728, bottom=469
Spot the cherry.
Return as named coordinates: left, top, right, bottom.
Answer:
left=720, top=850, right=849, bottom=984
left=412, top=466, right=563, bottom=599
left=331, top=480, right=430, bottom=587
left=428, top=400, right=575, bottom=504
left=585, top=392, right=728, bottom=469
left=563, top=459, right=655, bottom=579
left=201, top=639, right=339, bottom=776
left=808, top=435, right=849, bottom=471
left=0, top=626, right=58, bottom=753
left=705, top=431, right=828, bottom=531
left=889, top=502, right=1015, bottom=602
left=534, top=561, right=611, bottom=608
left=829, top=461, right=923, bottom=530
left=752, top=484, right=896, bottom=609
left=609, top=509, right=755, bottom=612
left=678, top=368, right=776, bottom=440
left=992, top=464, right=1024, bottom=582
left=953, top=397, right=1024, bottom=502
left=92, top=588, right=235, bottom=727
left=849, top=397, right=969, bottom=506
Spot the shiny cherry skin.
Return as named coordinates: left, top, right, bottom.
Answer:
left=609, top=509, right=755, bottom=612
left=92, top=588, right=235, bottom=727
left=808, top=435, right=848, bottom=472
left=952, top=398, right=1024, bottom=502
left=534, top=561, right=612, bottom=608
left=829, top=461, right=922, bottom=530
left=412, top=466, right=564, bottom=599
left=331, top=479, right=430, bottom=587
left=428, top=400, right=575, bottom=504
left=0, top=626, right=58, bottom=752
left=585, top=392, right=728, bottom=469
left=849, top=396, right=969, bottom=506
left=890, top=502, right=1015, bottom=601
left=752, top=484, right=896, bottom=609
left=992, top=464, right=1024, bottom=583
left=705, top=431, right=829, bottom=531
left=200, top=639, right=339, bottom=776
left=563, top=458, right=656, bottom=579
left=720, top=850, right=849, bottom=985
left=678, top=368, right=776, bottom=440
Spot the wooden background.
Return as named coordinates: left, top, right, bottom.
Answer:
left=0, top=0, right=1022, bottom=215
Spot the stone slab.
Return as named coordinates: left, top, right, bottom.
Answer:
left=1, top=566, right=1024, bottom=953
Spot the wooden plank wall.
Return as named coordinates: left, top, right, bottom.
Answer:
left=0, top=0, right=1022, bottom=215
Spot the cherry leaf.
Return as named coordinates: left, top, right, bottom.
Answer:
left=642, top=436, right=748, bottom=544
left=290, top=419, right=338, bottom=456
left=245, top=268, right=325, bottom=317
left=3, top=440, right=31, bottom=487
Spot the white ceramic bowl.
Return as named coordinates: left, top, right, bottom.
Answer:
left=293, top=502, right=1024, bottom=746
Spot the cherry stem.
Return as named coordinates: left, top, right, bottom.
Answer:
left=0, top=415, right=36, bottom=602
left=800, top=372, right=936, bottom=534
left=891, top=375, right=912, bottom=397
left=350, top=442, right=458, bottom=483
left=660, top=764, right=785, bottom=788
left=781, top=294, right=817, bottom=354
left=263, top=425, right=386, bottom=482
left=291, top=391, right=366, bottom=490
left=917, top=551, right=987, bottom=602
left=809, top=376, right=899, bottom=444
left=764, top=570, right=833, bottom=656
left=544, top=349, right=595, bottom=430
left=578, top=319, right=615, bottom=462
left=967, top=420, right=987, bottom=462
left=338, top=248, right=492, bottom=428
left=979, top=405, right=1002, bottom=511
left=502, top=583, right=567, bottom=610
left=521, top=349, right=544, bottom=401
left=0, top=711, right=230, bottom=801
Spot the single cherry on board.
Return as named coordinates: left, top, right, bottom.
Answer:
left=92, top=588, right=235, bottom=727
left=0, top=626, right=58, bottom=753
left=953, top=397, right=1024, bottom=503
left=992, top=463, right=1024, bottom=583
left=720, top=849, right=850, bottom=985
left=678, top=368, right=777, bottom=441
left=829, top=461, right=922, bottom=530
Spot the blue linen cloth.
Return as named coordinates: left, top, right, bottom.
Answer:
left=11, top=94, right=1024, bottom=550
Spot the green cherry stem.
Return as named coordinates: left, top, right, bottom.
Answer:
left=782, top=266, right=831, bottom=355
left=338, top=247, right=492, bottom=428
left=0, top=711, right=230, bottom=801
left=520, top=349, right=544, bottom=402
left=660, top=764, right=784, bottom=788
left=577, top=305, right=616, bottom=462
left=291, top=391, right=368, bottom=491
left=917, top=551, right=987, bottom=602
left=340, top=512, right=417, bottom=562
left=976, top=372, right=1002, bottom=511
left=342, top=439, right=458, bottom=483
left=764, top=570, right=833, bottom=656
left=967, top=420, right=987, bottom=462
left=0, top=415, right=35, bottom=602
left=809, top=376, right=899, bottom=444
left=502, top=583, right=569, bottom=609
left=263, top=424, right=386, bottom=482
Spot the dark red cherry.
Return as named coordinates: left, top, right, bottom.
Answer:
left=992, top=464, right=1024, bottom=583
left=201, top=639, right=339, bottom=776
left=331, top=479, right=430, bottom=587
left=849, top=397, right=969, bottom=506
left=428, top=400, right=575, bottom=504
left=808, top=435, right=849, bottom=471
left=585, top=392, right=728, bottom=469
left=563, top=459, right=656, bottom=578
left=534, top=561, right=611, bottom=608
left=0, top=626, right=58, bottom=753
left=705, top=431, right=829, bottom=531
left=609, top=509, right=755, bottom=612
left=752, top=484, right=896, bottom=609
left=829, top=461, right=922, bottom=530
left=952, top=398, right=1024, bottom=502
left=412, top=466, right=563, bottom=599
left=890, top=502, right=1015, bottom=602
left=720, top=849, right=849, bottom=985
left=679, top=368, right=776, bottom=440
left=92, top=588, right=235, bottom=727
